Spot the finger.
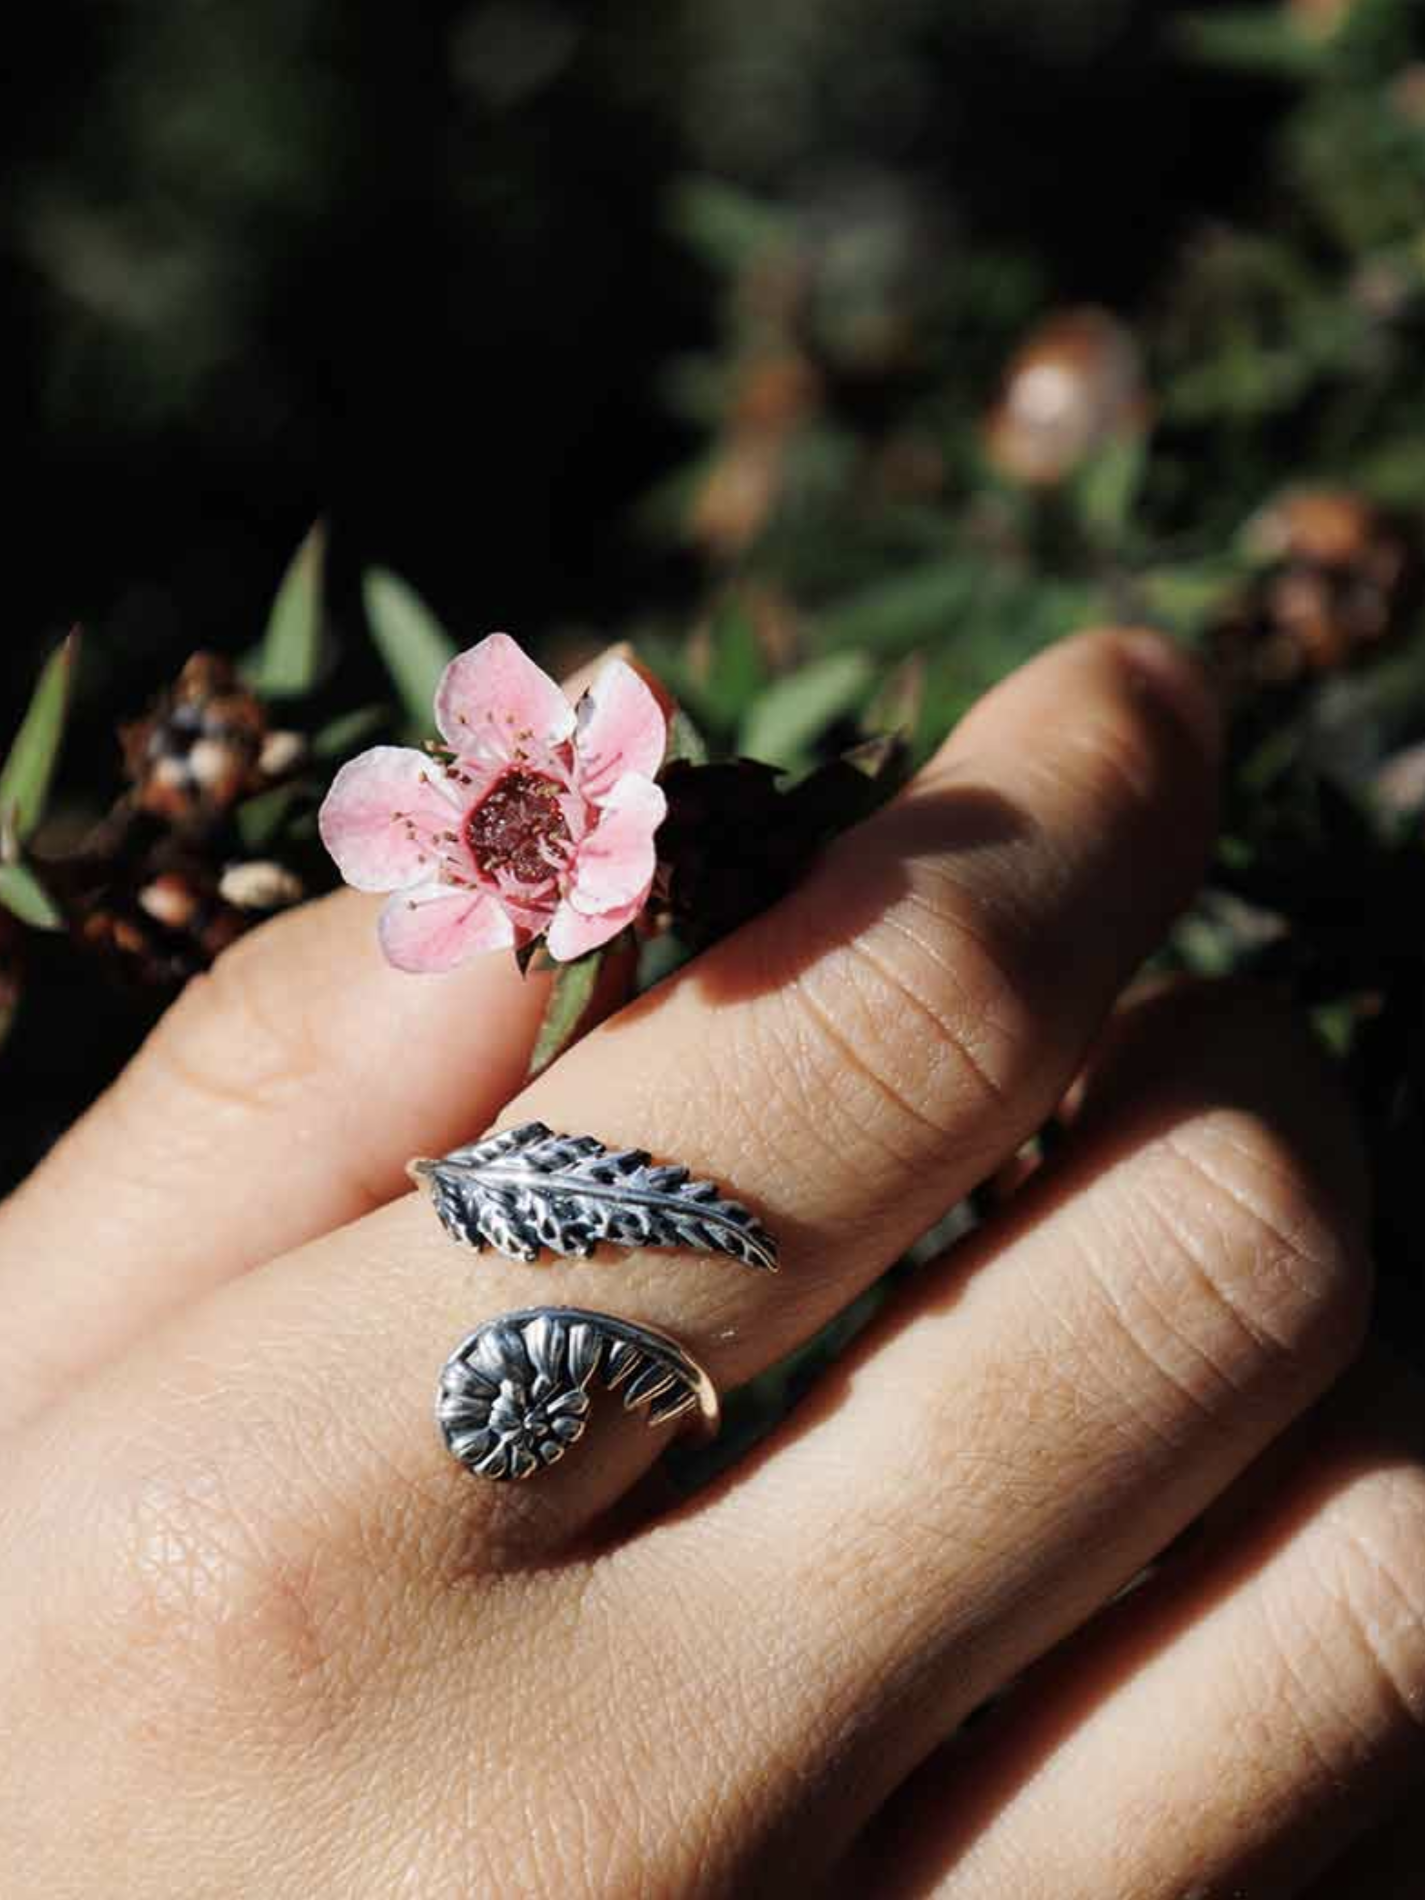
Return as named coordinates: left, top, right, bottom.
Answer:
left=1, top=629, right=1218, bottom=1560
left=0, top=899, right=555, bottom=1429
left=0, top=655, right=631, bottom=1432
left=618, top=982, right=1371, bottom=1883
left=862, top=1353, right=1425, bottom=1899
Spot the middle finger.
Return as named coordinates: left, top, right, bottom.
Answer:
left=6, top=629, right=1217, bottom=1568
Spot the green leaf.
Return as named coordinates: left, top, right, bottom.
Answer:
left=738, top=651, right=875, bottom=767
left=0, top=862, right=63, bottom=931
left=839, top=733, right=907, bottom=783
left=311, top=704, right=390, bottom=760
left=702, top=598, right=768, bottom=731
left=665, top=175, right=788, bottom=274
left=664, top=706, right=710, bottom=769
left=1134, top=560, right=1246, bottom=640
left=247, top=523, right=326, bottom=698
left=861, top=653, right=926, bottom=744
left=527, top=946, right=605, bottom=1078
left=1070, top=434, right=1147, bottom=546
left=816, top=562, right=981, bottom=654
left=1175, top=9, right=1328, bottom=78
left=237, top=784, right=301, bottom=851
left=0, top=629, right=79, bottom=846
left=363, top=568, right=458, bottom=729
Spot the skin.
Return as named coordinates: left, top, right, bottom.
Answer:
left=0, top=628, right=1421, bottom=1898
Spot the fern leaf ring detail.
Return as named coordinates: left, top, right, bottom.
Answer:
left=409, top=1121, right=778, bottom=1271
left=437, top=1307, right=720, bottom=1481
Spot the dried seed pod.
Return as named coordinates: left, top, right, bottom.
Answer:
left=257, top=729, right=307, bottom=779
left=1246, top=490, right=1383, bottom=570
left=728, top=352, right=821, bottom=433
left=983, top=307, right=1147, bottom=488
left=136, top=872, right=201, bottom=931
left=121, top=653, right=268, bottom=827
left=690, top=434, right=787, bottom=559
left=690, top=347, right=821, bottom=560
left=67, top=834, right=291, bottom=990
left=218, top=860, right=305, bottom=912
left=1212, top=489, right=1417, bottom=689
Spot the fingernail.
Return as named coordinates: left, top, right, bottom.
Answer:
left=1119, top=629, right=1222, bottom=769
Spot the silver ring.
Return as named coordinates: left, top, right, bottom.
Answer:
left=437, top=1306, right=720, bottom=1482
left=410, top=1121, right=778, bottom=1271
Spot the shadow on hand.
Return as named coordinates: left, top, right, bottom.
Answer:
left=610, top=779, right=1034, bottom=1037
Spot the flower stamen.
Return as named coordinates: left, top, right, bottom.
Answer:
left=465, top=769, right=574, bottom=886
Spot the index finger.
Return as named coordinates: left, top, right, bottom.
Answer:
left=0, top=650, right=636, bottom=1432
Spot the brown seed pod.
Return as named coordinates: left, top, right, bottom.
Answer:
left=120, top=652, right=269, bottom=827
left=1211, top=489, right=1418, bottom=689
left=983, top=307, right=1148, bottom=488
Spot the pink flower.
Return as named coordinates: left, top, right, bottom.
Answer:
left=319, top=634, right=668, bottom=971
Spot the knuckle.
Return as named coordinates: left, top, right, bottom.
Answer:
left=76, top=1445, right=350, bottom=1755
left=137, top=911, right=324, bottom=1122
left=782, top=868, right=1043, bottom=1160
left=1102, top=1107, right=1370, bottom=1419
left=1031, top=705, right=1163, bottom=830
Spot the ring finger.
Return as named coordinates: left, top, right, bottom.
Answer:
left=864, top=1348, right=1425, bottom=1898
left=600, top=981, right=1375, bottom=1890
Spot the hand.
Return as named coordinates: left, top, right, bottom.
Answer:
left=1, top=631, right=1420, bottom=1898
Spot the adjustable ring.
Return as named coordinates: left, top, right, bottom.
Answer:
left=437, top=1306, right=720, bottom=1482
left=409, top=1121, right=778, bottom=1272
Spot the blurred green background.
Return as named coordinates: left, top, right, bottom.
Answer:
left=3, top=0, right=1272, bottom=689
left=6, top=0, right=1425, bottom=1377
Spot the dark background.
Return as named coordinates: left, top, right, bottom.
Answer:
left=2, top=0, right=1266, bottom=716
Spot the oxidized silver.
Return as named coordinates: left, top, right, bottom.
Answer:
left=409, top=1121, right=778, bottom=1271
left=437, top=1306, right=720, bottom=1482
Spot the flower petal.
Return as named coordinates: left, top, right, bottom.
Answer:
left=377, top=883, right=515, bottom=972
left=574, top=659, right=668, bottom=803
left=435, top=633, right=576, bottom=760
left=318, top=747, right=460, bottom=893
left=567, top=772, right=666, bottom=913
left=544, top=893, right=645, bottom=962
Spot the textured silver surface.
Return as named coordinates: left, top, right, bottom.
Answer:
left=437, top=1306, right=720, bottom=1482
left=410, top=1121, right=778, bottom=1270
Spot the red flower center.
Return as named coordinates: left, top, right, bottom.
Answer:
left=465, top=769, right=571, bottom=885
